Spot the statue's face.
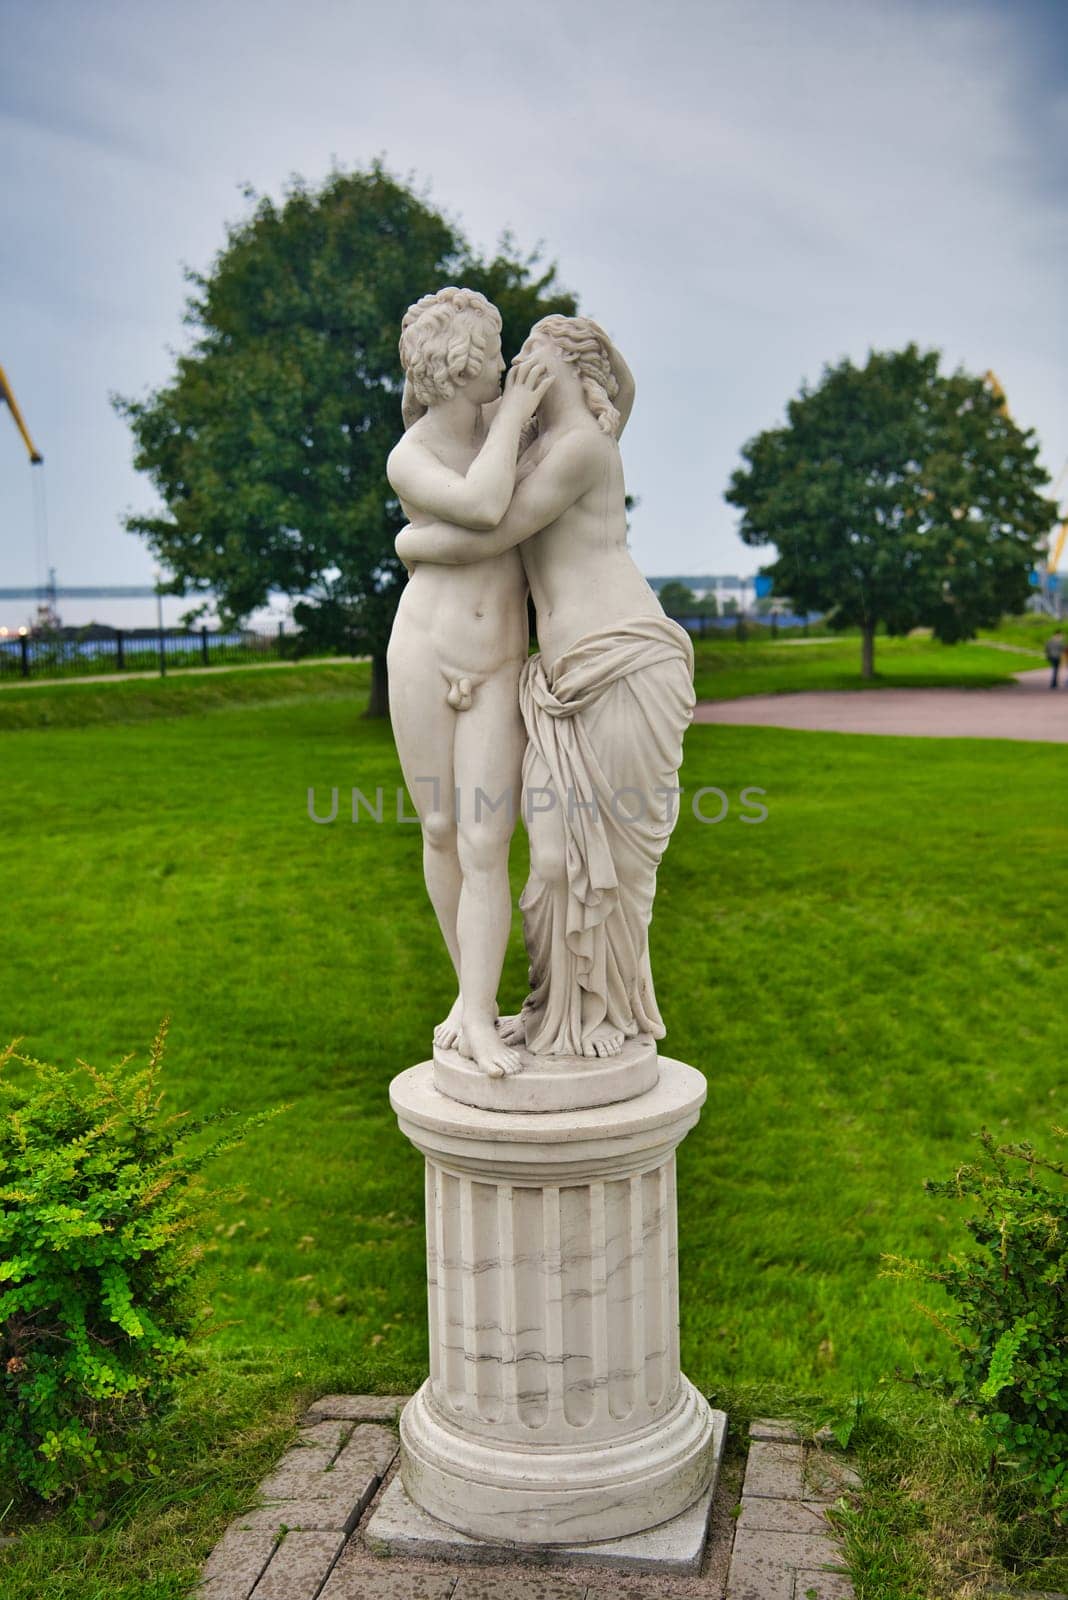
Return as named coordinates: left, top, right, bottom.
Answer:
left=466, top=326, right=505, bottom=405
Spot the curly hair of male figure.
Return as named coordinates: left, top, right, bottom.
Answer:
left=521, top=315, right=621, bottom=438
left=399, top=287, right=502, bottom=407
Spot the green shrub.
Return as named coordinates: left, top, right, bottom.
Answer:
left=885, top=1130, right=1067, bottom=1519
left=0, top=1023, right=276, bottom=1502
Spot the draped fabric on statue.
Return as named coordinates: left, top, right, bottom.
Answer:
left=518, top=617, right=695, bottom=1056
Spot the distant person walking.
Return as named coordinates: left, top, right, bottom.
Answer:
left=1047, top=629, right=1065, bottom=689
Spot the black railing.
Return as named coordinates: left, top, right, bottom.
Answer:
left=0, top=625, right=293, bottom=683
left=665, top=611, right=815, bottom=639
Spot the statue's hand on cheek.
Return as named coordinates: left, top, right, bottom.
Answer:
left=501, top=356, right=555, bottom=425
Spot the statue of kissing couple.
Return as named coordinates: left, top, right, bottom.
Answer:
left=386, top=288, right=695, bottom=1087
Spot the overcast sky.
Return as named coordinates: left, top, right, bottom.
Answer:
left=1, top=0, right=1065, bottom=629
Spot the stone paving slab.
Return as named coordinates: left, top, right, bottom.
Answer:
left=249, top=1531, right=345, bottom=1600
left=198, top=1416, right=400, bottom=1593
left=748, top=1420, right=804, bottom=1445
left=740, top=1441, right=807, bottom=1501
left=320, top=1570, right=457, bottom=1598
left=257, top=1425, right=397, bottom=1506
left=724, top=1422, right=855, bottom=1600
left=304, top=1394, right=408, bottom=1424
left=196, top=1399, right=860, bottom=1600
left=330, top=1425, right=399, bottom=1478
left=198, top=1528, right=278, bottom=1600
left=234, top=1493, right=365, bottom=1536
left=258, top=1447, right=339, bottom=1499
left=728, top=1530, right=845, bottom=1591
left=453, top=1577, right=588, bottom=1598
left=296, top=1420, right=357, bottom=1453
left=233, top=1422, right=400, bottom=1538
left=736, top=1499, right=833, bottom=1536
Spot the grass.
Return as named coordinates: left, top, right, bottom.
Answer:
left=0, top=622, right=1046, bottom=721
left=977, top=612, right=1064, bottom=652
left=0, top=659, right=1064, bottom=1597
left=0, top=660, right=370, bottom=730
left=838, top=1386, right=1068, bottom=1599
left=691, top=632, right=1044, bottom=701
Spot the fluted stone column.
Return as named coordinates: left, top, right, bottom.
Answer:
left=390, top=1057, right=716, bottom=1545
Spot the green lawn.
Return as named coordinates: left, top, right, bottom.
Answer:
left=692, top=632, right=1043, bottom=701
left=0, top=659, right=370, bottom=730
left=0, top=665, right=1064, bottom=1597
left=0, top=625, right=1045, bottom=728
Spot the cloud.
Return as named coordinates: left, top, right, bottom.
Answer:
left=0, top=0, right=1064, bottom=613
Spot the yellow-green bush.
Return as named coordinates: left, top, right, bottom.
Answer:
left=0, top=1025, right=275, bottom=1503
left=887, top=1130, right=1067, bottom=1521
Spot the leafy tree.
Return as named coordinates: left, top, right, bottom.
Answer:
left=725, top=346, right=1057, bottom=677
left=657, top=581, right=698, bottom=616
left=115, top=166, right=576, bottom=715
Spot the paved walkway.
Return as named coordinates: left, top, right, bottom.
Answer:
left=195, top=1398, right=858, bottom=1600
left=695, top=669, right=1068, bottom=743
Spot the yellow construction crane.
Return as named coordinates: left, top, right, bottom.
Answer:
left=0, top=363, right=44, bottom=464
left=985, top=371, right=1066, bottom=600
left=1, top=363, right=54, bottom=630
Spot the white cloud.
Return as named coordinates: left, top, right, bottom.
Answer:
left=1, top=0, right=1064, bottom=622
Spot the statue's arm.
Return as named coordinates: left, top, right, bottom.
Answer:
left=395, top=432, right=604, bottom=567
left=386, top=361, right=553, bottom=532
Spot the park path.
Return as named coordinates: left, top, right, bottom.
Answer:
left=695, top=668, right=1068, bottom=743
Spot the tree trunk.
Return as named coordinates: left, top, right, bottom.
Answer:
left=366, top=652, right=390, bottom=718
left=861, top=625, right=875, bottom=680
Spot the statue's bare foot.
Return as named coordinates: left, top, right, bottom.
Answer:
left=496, top=1013, right=526, bottom=1047
left=583, top=1024, right=626, bottom=1059
left=434, top=995, right=463, bottom=1052
left=463, top=1017, right=523, bottom=1078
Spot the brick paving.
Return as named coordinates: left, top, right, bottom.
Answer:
left=194, top=1400, right=860, bottom=1600
left=723, top=1422, right=854, bottom=1600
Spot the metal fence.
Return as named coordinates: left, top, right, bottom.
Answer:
left=667, top=611, right=815, bottom=638
left=1, top=612, right=821, bottom=684
left=0, top=626, right=290, bottom=682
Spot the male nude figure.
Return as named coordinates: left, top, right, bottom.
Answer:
left=396, top=317, right=692, bottom=1063
left=386, top=288, right=552, bottom=1077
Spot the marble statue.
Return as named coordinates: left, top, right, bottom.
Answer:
left=395, top=312, right=695, bottom=1072
left=380, top=293, right=720, bottom=1555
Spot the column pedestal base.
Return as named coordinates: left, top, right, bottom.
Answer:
left=366, top=1407, right=727, bottom=1575
left=401, top=1373, right=716, bottom=1545
left=390, top=1056, right=713, bottom=1548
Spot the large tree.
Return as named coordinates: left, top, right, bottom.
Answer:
left=115, top=166, right=576, bottom=714
left=656, top=581, right=698, bottom=616
left=725, top=345, right=1057, bottom=677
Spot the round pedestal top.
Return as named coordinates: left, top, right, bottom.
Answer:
left=390, top=1055, right=706, bottom=1144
